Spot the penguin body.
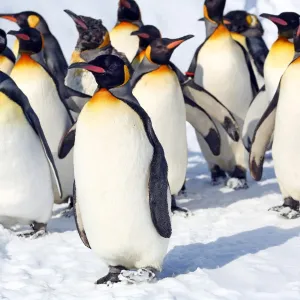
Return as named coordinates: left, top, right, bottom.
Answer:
left=0, top=29, right=15, bottom=75
left=9, top=28, right=74, bottom=204
left=250, top=26, right=300, bottom=218
left=0, top=71, right=61, bottom=232
left=110, top=0, right=143, bottom=62
left=63, top=55, right=171, bottom=283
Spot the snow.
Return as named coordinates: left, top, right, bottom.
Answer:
left=1, top=0, right=300, bottom=299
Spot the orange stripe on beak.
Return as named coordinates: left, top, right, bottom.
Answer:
left=223, top=19, right=231, bottom=25
left=167, top=40, right=184, bottom=50
left=0, top=15, right=17, bottom=22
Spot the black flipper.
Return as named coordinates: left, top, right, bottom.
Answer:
left=249, top=85, right=280, bottom=181
left=73, top=181, right=91, bottom=248
left=235, top=41, right=259, bottom=97
left=58, top=123, right=76, bottom=159
left=2, top=46, right=16, bottom=63
left=130, top=56, right=160, bottom=89
left=246, top=37, right=269, bottom=77
left=183, top=80, right=240, bottom=142
left=110, top=83, right=171, bottom=239
left=186, top=41, right=207, bottom=76
left=0, top=72, right=62, bottom=198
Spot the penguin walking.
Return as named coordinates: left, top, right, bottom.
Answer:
left=110, top=0, right=143, bottom=62
left=59, top=55, right=171, bottom=284
left=243, top=12, right=299, bottom=151
left=0, top=70, right=61, bottom=237
left=186, top=0, right=257, bottom=189
left=8, top=28, right=76, bottom=205
left=223, top=10, right=268, bottom=88
left=250, top=24, right=300, bottom=219
left=64, top=9, right=133, bottom=98
left=131, top=34, right=194, bottom=215
left=0, top=29, right=15, bottom=75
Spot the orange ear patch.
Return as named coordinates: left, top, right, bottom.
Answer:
left=28, top=15, right=40, bottom=28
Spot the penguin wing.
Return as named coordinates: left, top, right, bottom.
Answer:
left=62, top=86, right=91, bottom=113
left=246, top=37, right=269, bottom=77
left=130, top=56, right=160, bottom=89
left=183, top=80, right=240, bottom=142
left=110, top=84, right=172, bottom=239
left=242, top=86, right=268, bottom=152
left=58, top=123, right=76, bottom=159
left=73, top=182, right=91, bottom=248
left=249, top=85, right=279, bottom=181
left=0, top=74, right=62, bottom=197
left=235, top=41, right=259, bottom=97
left=2, top=47, right=16, bottom=64
left=186, top=40, right=207, bottom=75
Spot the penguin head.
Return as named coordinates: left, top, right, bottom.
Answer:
left=0, top=11, right=49, bottom=33
left=0, top=29, right=7, bottom=53
left=293, top=23, right=300, bottom=52
left=131, top=25, right=161, bottom=50
left=8, top=28, right=43, bottom=54
left=118, top=0, right=141, bottom=23
left=224, top=11, right=264, bottom=37
left=260, top=12, right=300, bottom=38
left=64, top=10, right=109, bottom=51
left=69, top=55, right=130, bottom=89
left=203, top=0, right=226, bottom=24
left=146, top=35, right=194, bottom=65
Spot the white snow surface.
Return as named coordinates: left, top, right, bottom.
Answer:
left=1, top=0, right=300, bottom=299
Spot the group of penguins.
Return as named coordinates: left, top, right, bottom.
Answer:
left=0, top=0, right=299, bottom=285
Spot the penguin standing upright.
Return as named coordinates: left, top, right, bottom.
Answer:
left=250, top=24, right=300, bottom=219
left=131, top=35, right=194, bottom=215
left=223, top=10, right=268, bottom=88
left=8, top=28, right=75, bottom=205
left=110, top=0, right=143, bottom=62
left=0, top=29, right=15, bottom=75
left=60, top=55, right=171, bottom=284
left=64, top=10, right=132, bottom=98
left=243, top=12, right=299, bottom=151
left=186, top=0, right=257, bottom=189
left=0, top=71, right=61, bottom=237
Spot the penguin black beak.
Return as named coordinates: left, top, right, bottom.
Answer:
left=119, top=0, right=131, bottom=9
left=7, top=30, right=30, bottom=40
left=69, top=62, right=106, bottom=73
left=0, top=14, right=18, bottom=23
left=131, top=30, right=150, bottom=39
left=260, top=13, right=288, bottom=26
left=198, top=17, right=205, bottom=22
left=166, top=35, right=194, bottom=50
left=64, top=9, right=88, bottom=30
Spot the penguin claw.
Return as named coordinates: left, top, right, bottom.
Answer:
left=211, top=176, right=227, bottom=186
left=18, top=229, right=47, bottom=239
left=171, top=206, right=192, bottom=218
left=118, top=268, right=156, bottom=284
left=226, top=178, right=248, bottom=190
left=269, top=206, right=300, bottom=219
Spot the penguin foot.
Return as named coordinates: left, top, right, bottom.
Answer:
left=211, top=176, right=227, bottom=186
left=226, top=178, right=248, bottom=190
left=62, top=207, right=74, bottom=218
left=171, top=196, right=191, bottom=217
left=269, top=197, right=300, bottom=219
left=18, top=222, right=47, bottom=239
left=178, top=182, right=187, bottom=196
left=211, top=165, right=227, bottom=186
left=95, top=266, right=126, bottom=285
left=119, top=268, right=157, bottom=284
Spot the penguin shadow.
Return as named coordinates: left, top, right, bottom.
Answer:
left=180, top=151, right=279, bottom=211
left=160, top=226, right=300, bottom=279
left=47, top=207, right=77, bottom=233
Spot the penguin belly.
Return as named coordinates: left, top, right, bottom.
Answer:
left=75, top=90, right=169, bottom=270
left=65, top=50, right=97, bottom=96
left=264, top=38, right=294, bottom=102
left=133, top=66, right=188, bottom=195
left=195, top=29, right=252, bottom=172
left=0, top=92, right=53, bottom=227
left=0, top=56, right=14, bottom=75
left=10, top=54, right=74, bottom=202
left=273, top=64, right=300, bottom=200
left=110, top=22, right=139, bottom=62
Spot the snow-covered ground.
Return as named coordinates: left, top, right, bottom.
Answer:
left=1, top=0, right=300, bottom=299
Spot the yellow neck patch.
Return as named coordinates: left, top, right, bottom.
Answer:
left=28, top=15, right=40, bottom=28
left=86, top=88, right=119, bottom=110
left=203, top=5, right=216, bottom=24
left=231, top=32, right=247, bottom=48
left=98, top=32, right=111, bottom=49
left=209, top=23, right=231, bottom=41
left=121, top=65, right=131, bottom=86
left=71, top=50, right=85, bottom=64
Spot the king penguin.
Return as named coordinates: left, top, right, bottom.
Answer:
left=64, top=9, right=133, bottom=98
left=186, top=0, right=257, bottom=189
left=243, top=12, right=299, bottom=151
left=59, top=54, right=171, bottom=284
left=223, top=10, right=268, bottom=88
left=131, top=34, right=194, bottom=215
left=8, top=28, right=76, bottom=205
left=0, top=29, right=15, bottom=75
left=110, top=0, right=143, bottom=62
left=0, top=70, right=61, bottom=237
left=250, top=23, right=300, bottom=219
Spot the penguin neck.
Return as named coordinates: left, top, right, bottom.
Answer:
left=36, top=22, right=50, bottom=35
left=205, top=19, right=218, bottom=37
left=230, top=32, right=247, bottom=47
left=209, top=23, right=231, bottom=41
left=88, top=88, right=119, bottom=106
